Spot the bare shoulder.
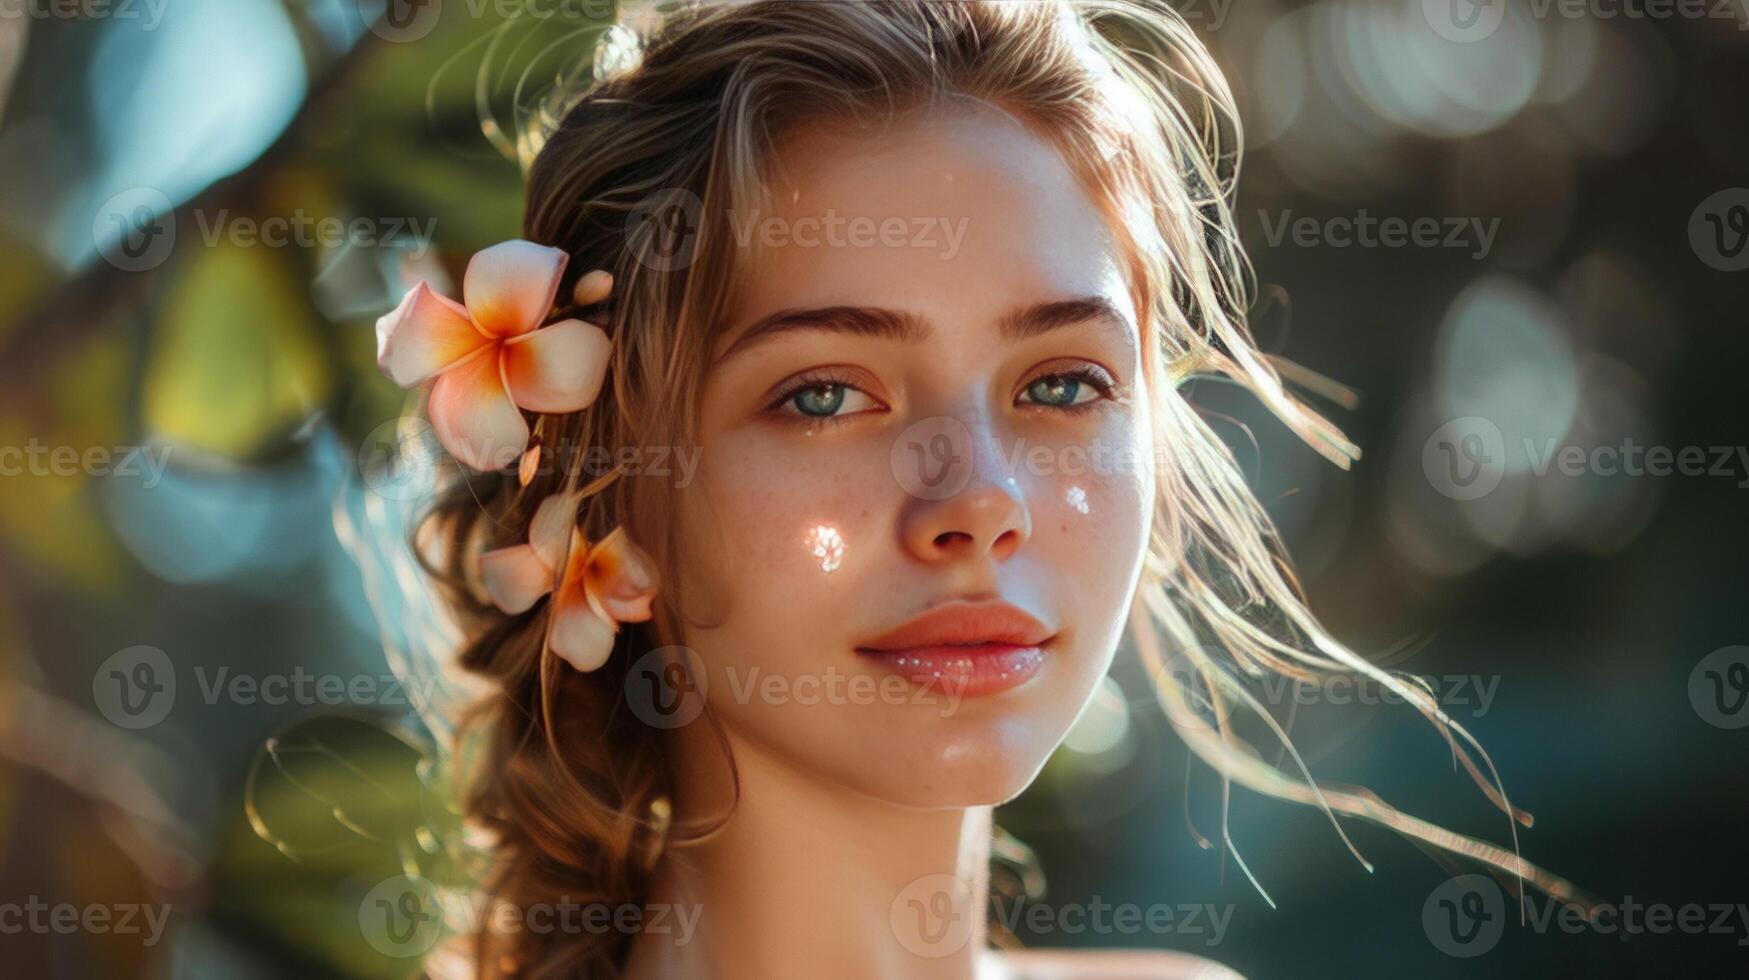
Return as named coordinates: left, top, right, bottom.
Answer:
left=988, top=948, right=1246, bottom=980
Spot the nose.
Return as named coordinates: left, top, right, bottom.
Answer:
left=898, top=419, right=1032, bottom=563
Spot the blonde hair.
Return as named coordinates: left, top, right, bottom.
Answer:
left=412, top=1, right=1587, bottom=976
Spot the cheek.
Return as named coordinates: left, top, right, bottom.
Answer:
left=1029, top=412, right=1155, bottom=575
left=687, top=429, right=894, bottom=608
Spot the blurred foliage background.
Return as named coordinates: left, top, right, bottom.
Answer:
left=0, top=0, right=1745, bottom=976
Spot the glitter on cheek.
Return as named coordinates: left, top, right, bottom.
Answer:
left=1065, top=485, right=1090, bottom=515
left=804, top=524, right=846, bottom=572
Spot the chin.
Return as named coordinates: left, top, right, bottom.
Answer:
left=842, top=711, right=1063, bottom=809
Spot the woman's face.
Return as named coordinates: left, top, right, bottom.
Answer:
left=674, top=102, right=1156, bottom=808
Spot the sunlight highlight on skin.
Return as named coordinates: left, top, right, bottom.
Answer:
left=1065, top=485, right=1090, bottom=515
left=804, top=524, right=846, bottom=573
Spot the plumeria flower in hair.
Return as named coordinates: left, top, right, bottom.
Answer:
left=375, top=240, right=611, bottom=471
left=478, top=492, right=660, bottom=673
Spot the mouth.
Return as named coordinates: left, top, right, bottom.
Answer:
left=854, top=600, right=1055, bottom=699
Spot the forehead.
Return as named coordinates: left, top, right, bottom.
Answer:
left=721, top=101, right=1131, bottom=342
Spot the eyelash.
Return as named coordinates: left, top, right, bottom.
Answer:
left=763, top=364, right=1119, bottom=429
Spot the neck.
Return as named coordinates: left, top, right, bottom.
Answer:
left=623, top=729, right=993, bottom=980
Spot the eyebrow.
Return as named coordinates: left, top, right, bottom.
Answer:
left=715, top=296, right=1135, bottom=364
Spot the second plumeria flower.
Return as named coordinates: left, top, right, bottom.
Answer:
left=376, top=240, right=611, bottom=471
left=478, top=492, right=659, bottom=673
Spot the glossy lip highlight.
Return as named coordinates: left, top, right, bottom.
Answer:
left=855, top=600, right=1056, bottom=698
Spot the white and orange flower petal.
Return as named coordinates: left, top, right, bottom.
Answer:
left=428, top=347, right=528, bottom=471
left=528, top=493, right=584, bottom=571
left=502, top=319, right=612, bottom=414
left=548, top=584, right=617, bottom=672
left=376, top=282, right=488, bottom=387
left=585, top=526, right=659, bottom=623
left=478, top=543, right=553, bottom=614
left=463, top=240, right=567, bottom=339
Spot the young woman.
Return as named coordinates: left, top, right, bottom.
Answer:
left=370, top=1, right=1584, bottom=976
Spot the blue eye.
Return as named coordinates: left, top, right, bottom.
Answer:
left=768, top=373, right=882, bottom=425
left=791, top=383, right=847, bottom=417
left=1020, top=367, right=1112, bottom=409
left=1025, top=375, right=1087, bottom=407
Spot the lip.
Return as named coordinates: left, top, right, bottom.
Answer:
left=855, top=600, right=1056, bottom=698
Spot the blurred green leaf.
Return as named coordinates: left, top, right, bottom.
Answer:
left=227, top=713, right=462, bottom=978
left=143, top=239, right=332, bottom=460
left=0, top=330, right=129, bottom=590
